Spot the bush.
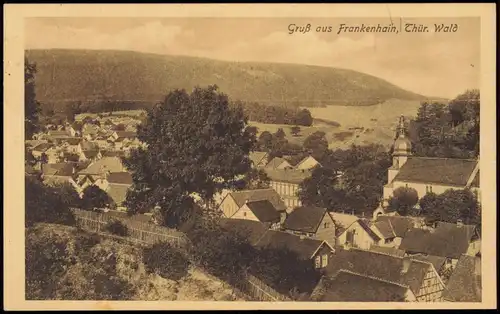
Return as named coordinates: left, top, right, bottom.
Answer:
left=104, top=219, right=128, bottom=237
left=142, top=242, right=190, bottom=281
left=387, top=187, right=419, bottom=216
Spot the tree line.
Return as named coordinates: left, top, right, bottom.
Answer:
left=232, top=100, right=313, bottom=126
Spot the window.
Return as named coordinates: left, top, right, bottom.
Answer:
left=324, top=222, right=330, bottom=229
left=321, top=254, right=329, bottom=267
left=314, top=256, right=321, bottom=269
left=243, top=212, right=247, bottom=217
left=405, top=183, right=408, bottom=188
left=429, top=185, right=433, bottom=193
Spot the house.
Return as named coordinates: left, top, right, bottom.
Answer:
left=310, top=270, right=417, bottom=302
left=264, top=168, right=313, bottom=211
left=31, top=143, right=54, bottom=159
left=41, top=163, right=82, bottom=194
left=230, top=200, right=282, bottom=229
left=80, top=150, right=102, bottom=162
left=47, top=130, right=72, bottom=140
left=82, top=124, right=100, bottom=139
left=76, top=157, right=127, bottom=182
left=104, top=172, right=133, bottom=211
left=371, top=214, right=425, bottom=247
left=218, top=188, right=287, bottom=221
left=25, top=139, right=48, bottom=149
left=381, top=115, right=480, bottom=211
left=324, top=248, right=446, bottom=302
left=94, top=172, right=133, bottom=192
left=336, top=219, right=382, bottom=250
left=295, top=155, right=321, bottom=171
left=265, top=157, right=293, bottom=170
left=220, top=218, right=335, bottom=270
left=399, top=221, right=478, bottom=265
left=249, top=151, right=270, bottom=168
left=368, top=245, right=406, bottom=258
left=254, top=230, right=335, bottom=270
left=282, top=206, right=336, bottom=244
left=60, top=138, right=83, bottom=154
left=442, top=255, right=481, bottom=302
left=409, top=254, right=447, bottom=274
left=329, top=212, right=359, bottom=230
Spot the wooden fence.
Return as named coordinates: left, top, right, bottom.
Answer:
left=72, top=208, right=188, bottom=248
left=72, top=208, right=292, bottom=302
left=234, top=273, right=292, bottom=302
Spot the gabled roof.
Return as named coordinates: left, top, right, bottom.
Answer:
left=48, top=130, right=71, bottom=137
left=410, top=254, right=447, bottom=272
left=399, top=222, right=476, bottom=259
left=283, top=206, right=328, bottom=233
left=219, top=218, right=271, bottom=244
left=77, top=157, right=125, bottom=175
left=82, top=150, right=100, bottom=159
left=264, top=168, right=312, bottom=184
left=442, top=255, right=482, bottom=302
left=228, top=188, right=287, bottom=212
left=249, top=151, right=269, bottom=167
left=244, top=200, right=280, bottom=223
left=310, top=270, right=411, bottom=302
left=355, top=219, right=382, bottom=242
left=372, top=220, right=396, bottom=239
left=324, top=248, right=431, bottom=294
left=32, top=143, right=54, bottom=152
left=107, top=172, right=133, bottom=185
left=106, top=184, right=130, bottom=206
left=25, top=140, right=48, bottom=148
left=375, top=215, right=420, bottom=238
left=470, top=169, right=480, bottom=188
left=393, top=157, right=478, bottom=187
left=295, top=155, right=321, bottom=169
left=41, top=163, right=75, bottom=177
left=329, top=212, right=359, bottom=229
left=255, top=230, right=330, bottom=260
left=265, top=157, right=291, bottom=169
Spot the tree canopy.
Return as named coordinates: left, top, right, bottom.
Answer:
left=387, top=187, right=419, bottom=216
left=25, top=57, right=42, bottom=139
left=81, top=185, right=113, bottom=211
left=122, top=85, right=256, bottom=227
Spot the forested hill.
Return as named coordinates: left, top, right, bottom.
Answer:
left=26, top=49, right=429, bottom=110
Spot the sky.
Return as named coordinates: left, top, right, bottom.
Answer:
left=25, top=17, right=481, bottom=98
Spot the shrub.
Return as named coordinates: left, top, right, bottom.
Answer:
left=142, top=242, right=190, bottom=281
left=104, top=219, right=128, bottom=237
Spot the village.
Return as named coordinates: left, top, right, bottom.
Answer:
left=24, top=108, right=482, bottom=303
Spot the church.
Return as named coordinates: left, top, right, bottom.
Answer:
left=376, top=115, right=480, bottom=216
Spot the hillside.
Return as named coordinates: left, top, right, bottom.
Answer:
left=26, top=223, right=242, bottom=301
left=26, top=49, right=429, bottom=110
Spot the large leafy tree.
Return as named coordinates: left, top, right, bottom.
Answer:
left=25, top=57, right=42, bottom=139
left=387, top=187, right=419, bottom=216
left=303, top=131, right=329, bottom=161
left=81, top=185, right=113, bottom=211
left=122, top=85, right=256, bottom=227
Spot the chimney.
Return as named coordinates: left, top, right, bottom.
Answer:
left=401, top=258, right=411, bottom=274
left=457, top=219, right=464, bottom=228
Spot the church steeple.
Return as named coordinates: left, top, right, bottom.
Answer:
left=392, top=115, right=412, bottom=169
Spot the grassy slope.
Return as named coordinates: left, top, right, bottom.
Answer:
left=250, top=98, right=422, bottom=150
left=26, top=49, right=428, bottom=109
left=26, top=223, right=242, bottom=301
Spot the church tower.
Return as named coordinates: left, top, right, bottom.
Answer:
left=388, top=115, right=412, bottom=183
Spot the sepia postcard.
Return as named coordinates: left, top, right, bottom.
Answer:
left=3, top=3, right=497, bottom=311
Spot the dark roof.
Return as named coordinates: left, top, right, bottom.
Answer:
left=470, top=170, right=479, bottom=187
left=324, top=248, right=431, bottom=294
left=229, top=189, right=287, bottom=212
left=244, top=200, right=280, bottom=223
left=255, top=230, right=329, bottom=260
left=83, top=150, right=100, bottom=159
left=311, top=270, right=411, bottom=302
left=32, top=143, right=53, bottom=152
left=399, top=222, right=476, bottom=259
left=357, top=219, right=382, bottom=242
left=410, top=254, right=447, bottom=272
left=394, top=157, right=478, bottom=186
left=375, top=215, right=420, bottom=238
left=107, top=172, right=133, bottom=185
left=41, top=163, right=74, bottom=177
left=369, top=245, right=406, bottom=258
left=106, top=184, right=130, bottom=205
left=219, top=218, right=270, bottom=244
left=373, top=220, right=396, bottom=239
left=442, top=255, right=482, bottom=302
left=264, top=168, right=312, bottom=184
left=283, top=206, right=327, bottom=233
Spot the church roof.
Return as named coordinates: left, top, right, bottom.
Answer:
left=393, top=157, right=478, bottom=186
